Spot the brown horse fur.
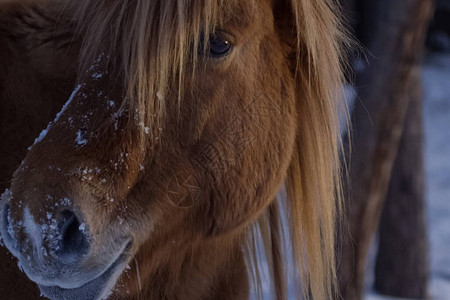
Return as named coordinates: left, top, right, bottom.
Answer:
left=0, top=0, right=348, bottom=299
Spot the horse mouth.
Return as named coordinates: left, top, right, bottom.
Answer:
left=38, top=242, right=132, bottom=300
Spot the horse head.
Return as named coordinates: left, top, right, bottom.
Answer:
left=0, top=1, right=347, bottom=299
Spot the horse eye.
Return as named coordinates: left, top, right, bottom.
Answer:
left=208, top=36, right=232, bottom=57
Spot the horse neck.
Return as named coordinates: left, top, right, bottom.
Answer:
left=114, top=234, right=250, bottom=300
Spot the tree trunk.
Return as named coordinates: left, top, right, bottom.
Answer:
left=337, top=1, right=433, bottom=299
left=374, top=72, right=429, bottom=298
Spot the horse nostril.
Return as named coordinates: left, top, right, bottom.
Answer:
left=57, top=210, right=90, bottom=263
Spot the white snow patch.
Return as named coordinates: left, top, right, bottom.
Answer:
left=1, top=189, right=12, bottom=202
left=23, top=208, right=42, bottom=250
left=364, top=293, right=411, bottom=300
left=423, top=53, right=450, bottom=298
left=30, top=129, right=50, bottom=150
left=75, top=130, right=88, bottom=146
left=28, top=84, right=83, bottom=150
left=55, top=84, right=83, bottom=123
left=60, top=197, right=72, bottom=206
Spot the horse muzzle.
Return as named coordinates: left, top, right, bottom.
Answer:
left=0, top=189, right=133, bottom=300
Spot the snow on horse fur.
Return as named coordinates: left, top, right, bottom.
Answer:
left=0, top=0, right=348, bottom=299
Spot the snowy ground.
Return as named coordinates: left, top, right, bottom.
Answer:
left=421, top=53, right=450, bottom=299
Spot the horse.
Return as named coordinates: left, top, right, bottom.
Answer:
left=0, top=0, right=347, bottom=299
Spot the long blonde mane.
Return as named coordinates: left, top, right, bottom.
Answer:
left=69, top=0, right=348, bottom=299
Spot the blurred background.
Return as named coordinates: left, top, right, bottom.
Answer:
left=247, top=1, right=449, bottom=299
left=338, top=0, right=450, bottom=299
